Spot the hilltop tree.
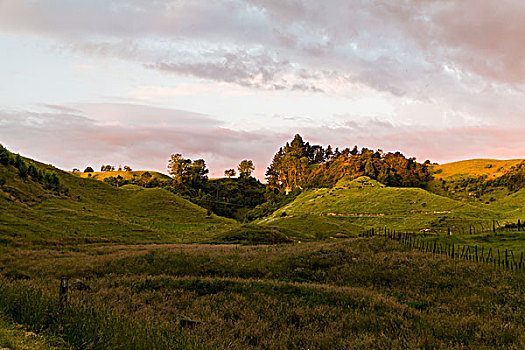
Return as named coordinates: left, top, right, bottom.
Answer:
left=266, top=134, right=431, bottom=192
left=266, top=134, right=320, bottom=193
left=168, top=153, right=208, bottom=186
left=84, top=166, right=94, bottom=173
left=224, top=169, right=236, bottom=178
left=100, top=164, right=115, bottom=172
left=238, top=160, right=255, bottom=178
left=189, top=159, right=209, bottom=186
left=123, top=165, right=132, bottom=171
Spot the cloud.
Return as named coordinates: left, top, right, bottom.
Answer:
left=2, top=105, right=525, bottom=183
left=2, top=0, right=525, bottom=165
left=0, top=104, right=286, bottom=178
left=3, top=0, right=524, bottom=108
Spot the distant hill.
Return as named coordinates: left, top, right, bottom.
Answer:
left=75, top=170, right=171, bottom=181
left=260, top=176, right=500, bottom=239
left=430, top=159, right=524, bottom=180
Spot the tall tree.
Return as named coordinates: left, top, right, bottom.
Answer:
left=168, top=153, right=191, bottom=184
left=168, top=154, right=208, bottom=186
left=224, top=169, right=236, bottom=178
left=238, top=159, right=255, bottom=177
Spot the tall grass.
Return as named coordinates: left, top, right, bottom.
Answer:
left=1, top=238, right=524, bottom=349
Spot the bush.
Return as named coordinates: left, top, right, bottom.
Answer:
left=0, top=144, right=11, bottom=165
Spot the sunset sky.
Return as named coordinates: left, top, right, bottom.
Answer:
left=1, top=0, right=525, bottom=179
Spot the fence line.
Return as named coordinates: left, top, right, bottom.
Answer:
left=359, top=227, right=524, bottom=273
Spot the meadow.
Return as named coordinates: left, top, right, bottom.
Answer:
left=1, top=238, right=525, bottom=349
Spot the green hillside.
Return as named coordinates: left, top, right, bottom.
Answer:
left=0, top=154, right=234, bottom=245
left=260, top=176, right=500, bottom=237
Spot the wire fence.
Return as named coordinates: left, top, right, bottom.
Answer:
left=360, top=226, right=524, bottom=273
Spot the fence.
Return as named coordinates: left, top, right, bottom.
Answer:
left=448, top=219, right=523, bottom=236
left=360, top=227, right=525, bottom=272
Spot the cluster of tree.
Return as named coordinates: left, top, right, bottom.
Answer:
left=167, top=154, right=209, bottom=188
left=103, top=172, right=168, bottom=188
left=99, top=164, right=131, bottom=173
left=164, top=155, right=263, bottom=220
left=191, top=176, right=266, bottom=220
left=0, top=144, right=61, bottom=192
left=223, top=159, right=256, bottom=178
left=266, top=134, right=431, bottom=193
left=100, top=164, right=115, bottom=172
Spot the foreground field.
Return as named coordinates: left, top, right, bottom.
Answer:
left=1, top=238, right=524, bottom=349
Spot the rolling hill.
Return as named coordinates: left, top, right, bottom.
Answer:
left=430, top=158, right=524, bottom=180
left=0, top=154, right=234, bottom=245
left=260, top=176, right=501, bottom=238
left=75, top=170, right=171, bottom=181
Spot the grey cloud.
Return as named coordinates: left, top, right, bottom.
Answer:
left=147, top=49, right=292, bottom=89
left=2, top=0, right=525, bottom=126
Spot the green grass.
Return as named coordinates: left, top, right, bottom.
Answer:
left=430, top=158, right=524, bottom=180
left=261, top=176, right=500, bottom=235
left=0, top=313, right=67, bottom=350
left=0, top=160, right=235, bottom=245
left=422, top=230, right=525, bottom=256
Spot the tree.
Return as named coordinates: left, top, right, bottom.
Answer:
left=224, top=169, right=236, bottom=178
left=189, top=159, right=209, bottom=186
left=84, top=166, right=94, bottom=173
left=238, top=159, right=255, bottom=177
left=100, top=164, right=115, bottom=172
left=139, top=172, right=152, bottom=186
left=0, top=144, right=11, bottom=165
left=168, top=153, right=191, bottom=184
left=168, top=154, right=208, bottom=186
left=123, top=165, right=132, bottom=171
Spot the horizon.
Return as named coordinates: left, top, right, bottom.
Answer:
left=2, top=1, right=525, bottom=179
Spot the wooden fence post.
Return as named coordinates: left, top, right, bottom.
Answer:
left=59, top=277, right=69, bottom=310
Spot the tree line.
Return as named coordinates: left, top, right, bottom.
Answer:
left=265, top=134, right=431, bottom=194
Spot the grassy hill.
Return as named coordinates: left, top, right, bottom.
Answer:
left=260, top=176, right=500, bottom=238
left=430, top=158, right=524, bottom=180
left=427, top=159, right=525, bottom=206
left=0, top=155, right=234, bottom=245
left=75, top=170, right=171, bottom=181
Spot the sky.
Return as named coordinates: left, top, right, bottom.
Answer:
left=1, top=0, right=525, bottom=179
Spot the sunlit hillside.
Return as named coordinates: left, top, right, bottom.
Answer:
left=430, top=159, right=524, bottom=180
left=75, top=170, right=171, bottom=181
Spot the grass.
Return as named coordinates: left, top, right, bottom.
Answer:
left=0, top=313, right=66, bottom=350
left=0, top=238, right=524, bottom=349
left=421, top=230, right=525, bottom=256
left=0, top=161, right=236, bottom=245
left=430, top=158, right=524, bottom=180
left=261, top=176, right=500, bottom=235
